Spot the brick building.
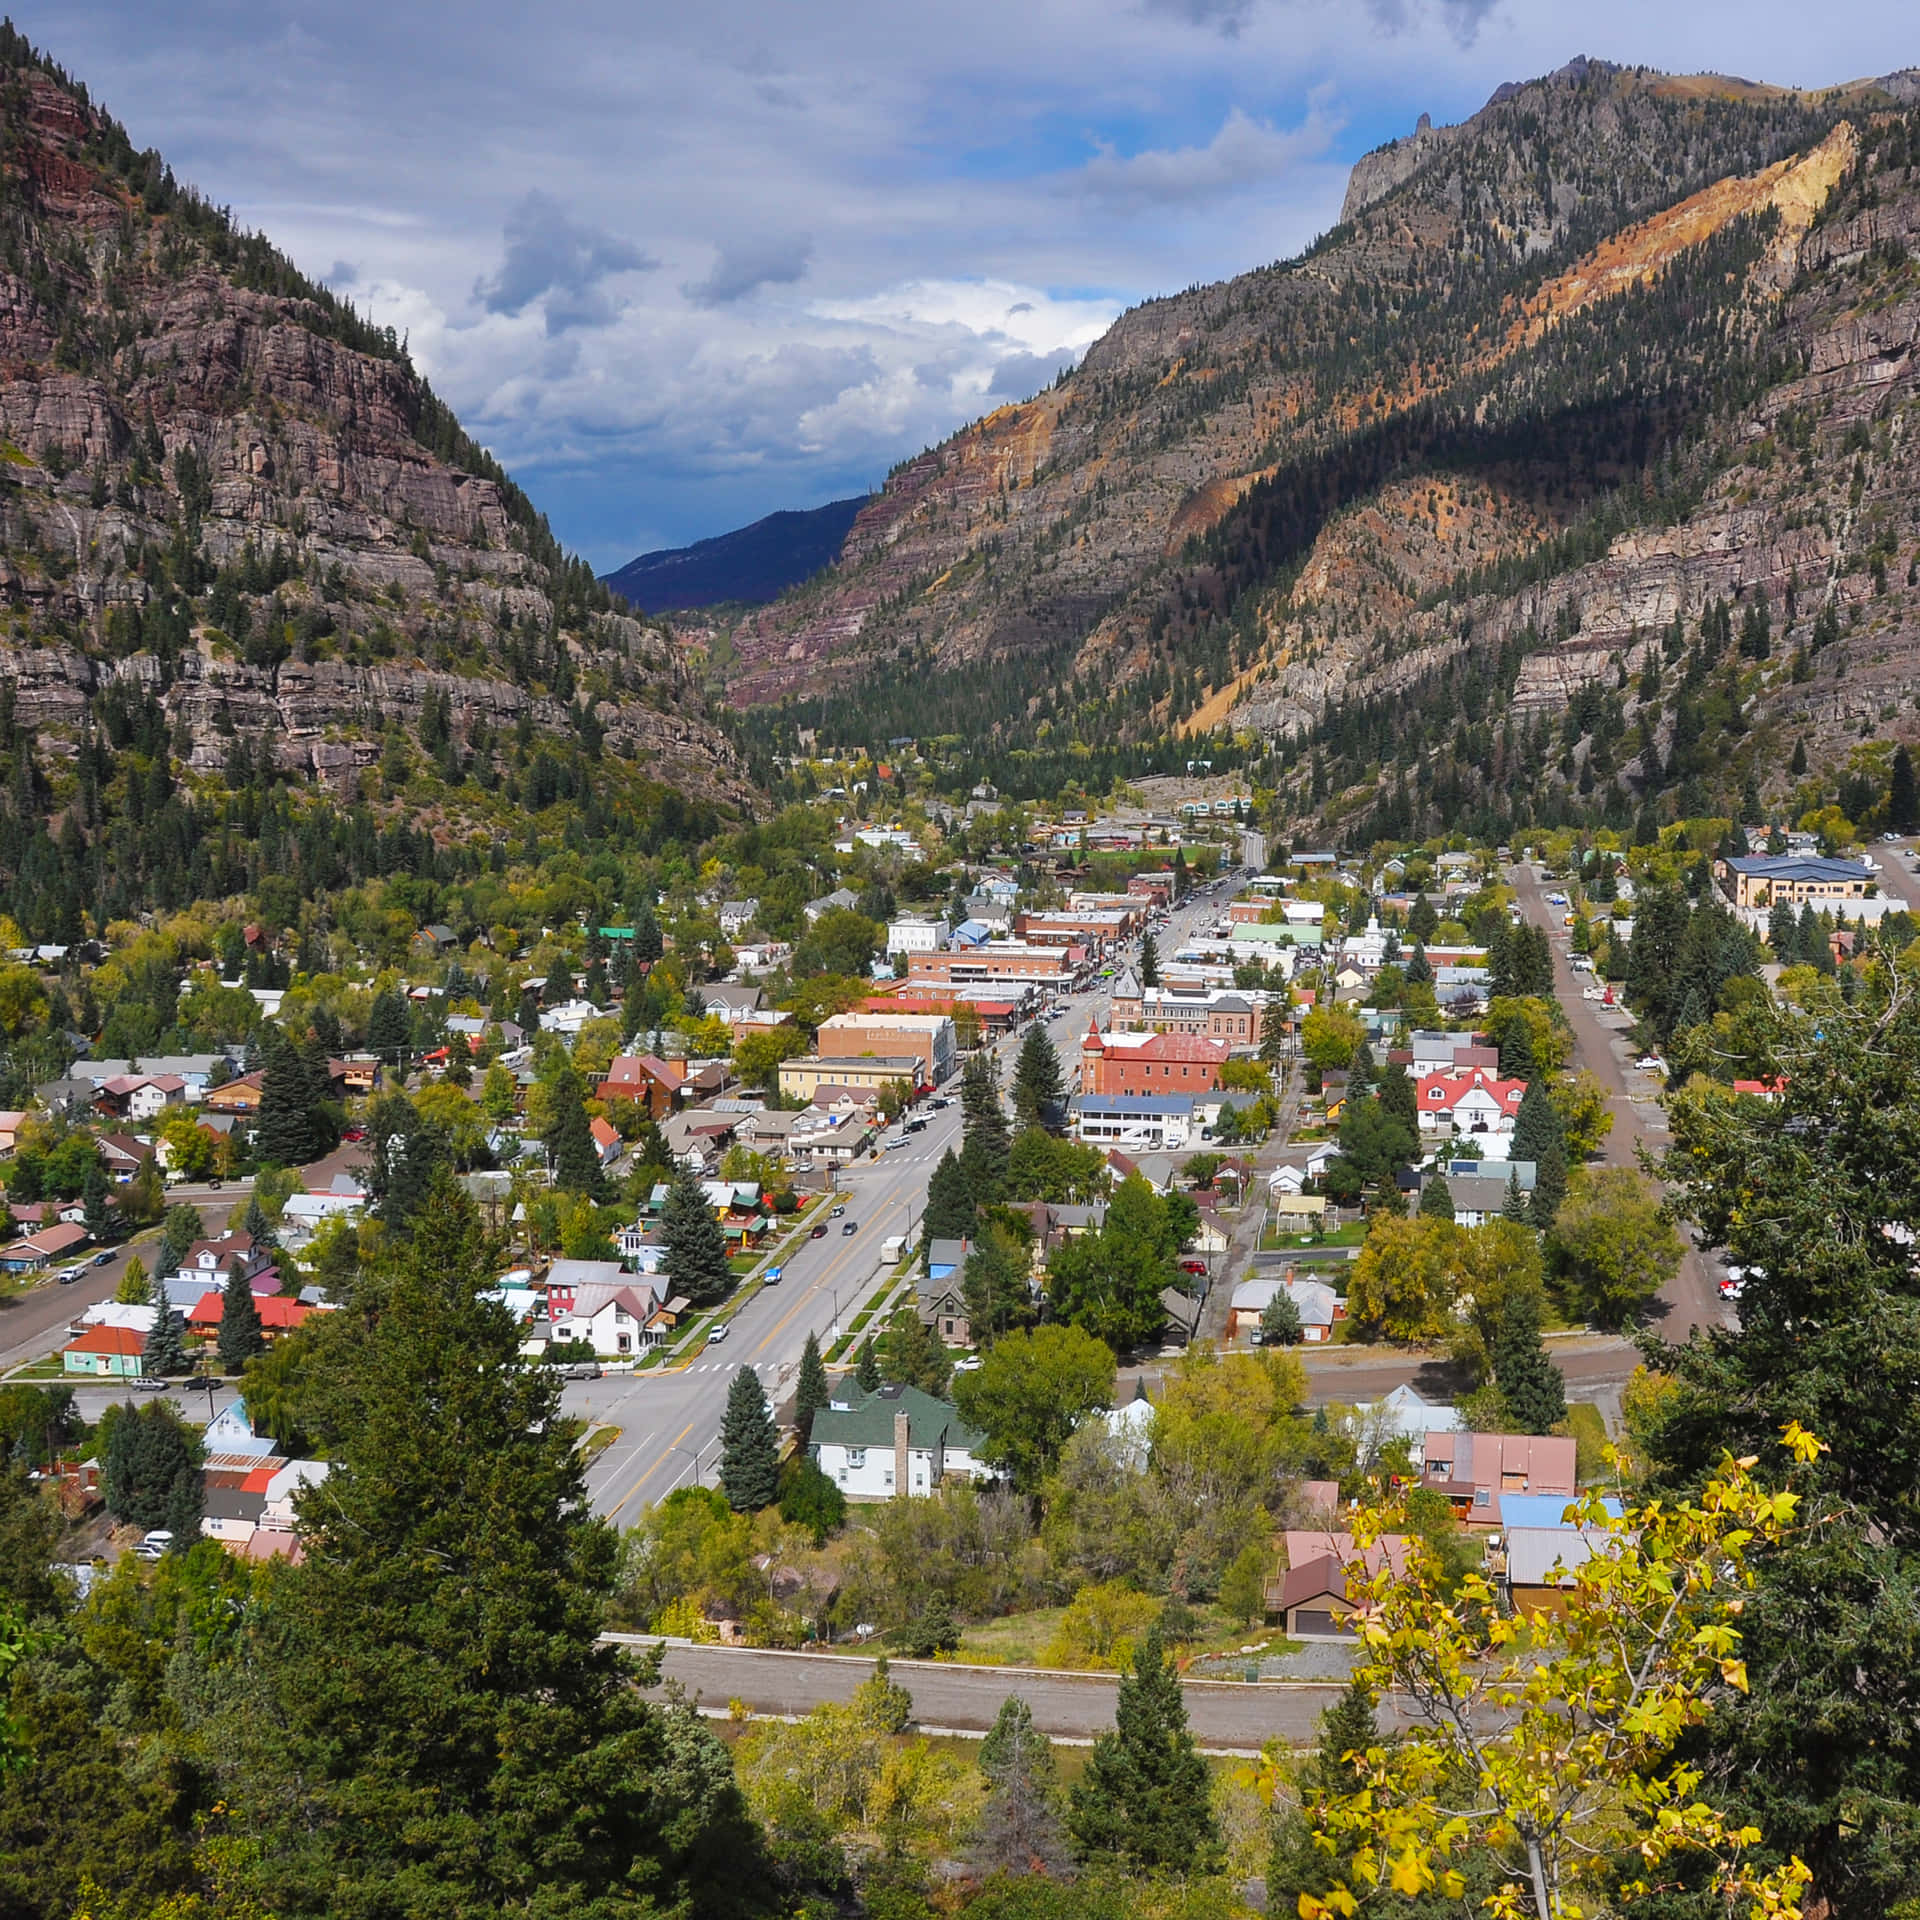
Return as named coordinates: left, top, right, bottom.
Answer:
left=1079, top=1020, right=1228, bottom=1097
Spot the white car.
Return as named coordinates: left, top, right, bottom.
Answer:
left=133, top=1530, right=174, bottom=1561
left=1634, top=1055, right=1667, bottom=1073
left=705, top=1322, right=731, bottom=1346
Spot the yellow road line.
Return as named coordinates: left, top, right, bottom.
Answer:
left=610, top=1416, right=696, bottom=1519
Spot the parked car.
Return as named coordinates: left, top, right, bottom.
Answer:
left=762, top=1266, right=784, bottom=1285
left=810, top=1223, right=829, bottom=1239
left=906, top=1117, right=928, bottom=1133
left=562, top=1361, right=601, bottom=1379
left=133, top=1530, right=174, bottom=1561
left=93, top=1250, right=114, bottom=1266
left=56, top=1266, right=85, bottom=1285
left=831, top=1204, right=847, bottom=1218
left=706, top=1321, right=731, bottom=1345
left=131, top=1376, right=170, bottom=1392
left=1634, top=1054, right=1667, bottom=1073
left=1179, top=1258, right=1207, bottom=1276
left=884, top=1136, right=907, bottom=1151
left=930, top=1096, right=950, bottom=1109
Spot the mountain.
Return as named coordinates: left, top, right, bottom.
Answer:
left=602, top=496, right=869, bottom=612
left=0, top=23, right=745, bottom=903
left=721, top=58, right=1920, bottom=837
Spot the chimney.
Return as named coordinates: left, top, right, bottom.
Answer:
left=894, top=1410, right=911, bottom=1496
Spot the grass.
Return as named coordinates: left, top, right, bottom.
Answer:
left=951, top=1606, right=1072, bottom=1668
left=578, top=1424, right=622, bottom=1461
left=1260, top=1221, right=1367, bottom=1251
left=1565, top=1401, right=1610, bottom=1480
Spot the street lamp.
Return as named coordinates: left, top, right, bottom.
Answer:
left=666, top=1441, right=703, bottom=1491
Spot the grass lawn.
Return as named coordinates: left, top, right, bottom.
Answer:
left=1260, top=1220, right=1367, bottom=1252
left=952, top=1606, right=1072, bottom=1668
left=577, top=1424, right=621, bottom=1461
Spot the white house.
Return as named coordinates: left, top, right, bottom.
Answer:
left=808, top=1381, right=992, bottom=1500
left=886, top=915, right=949, bottom=956
left=279, top=1191, right=364, bottom=1249
left=1070, top=1093, right=1196, bottom=1152
left=548, top=1280, right=670, bottom=1358
left=539, top=998, right=608, bottom=1037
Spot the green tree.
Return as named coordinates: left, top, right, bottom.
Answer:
left=1511, top=1078, right=1568, bottom=1227
left=1348, top=1214, right=1462, bottom=1343
left=776, top=1455, right=845, bottom=1547
left=661, top=1162, right=732, bottom=1307
left=81, top=1158, right=113, bottom=1243
left=959, top=1051, right=1010, bottom=1202
left=1891, top=744, right=1919, bottom=834
left=1067, top=1622, right=1220, bottom=1872
left=114, top=1255, right=151, bottom=1306
left=1489, top=1286, right=1566, bottom=1433
left=878, top=1303, right=949, bottom=1394
left=101, top=1400, right=201, bottom=1536
left=254, top=1022, right=317, bottom=1166
left=227, top=1175, right=775, bottom=1917
left=545, top=1063, right=608, bottom=1200
left=1547, top=1167, right=1682, bottom=1329
left=952, top=1324, right=1115, bottom=1492
left=973, top=1694, right=1070, bottom=1877
left=1259, top=1287, right=1304, bottom=1346
left=719, top=1365, right=780, bottom=1512
left=855, top=1338, right=880, bottom=1391
left=1328, top=1092, right=1417, bottom=1202
left=1011, top=1022, right=1064, bottom=1132
left=142, top=1304, right=188, bottom=1379
left=217, top=1264, right=266, bottom=1374
left=921, top=1148, right=978, bottom=1250
left=793, top=1331, right=829, bottom=1446
left=960, top=1222, right=1032, bottom=1345
left=157, top=1202, right=203, bottom=1278
left=1418, top=1171, right=1455, bottom=1220
left=1139, top=933, right=1160, bottom=987
left=365, top=984, right=411, bottom=1064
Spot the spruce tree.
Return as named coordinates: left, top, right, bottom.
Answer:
left=1419, top=1171, right=1455, bottom=1220
left=142, top=1303, right=188, bottom=1378
left=81, top=1158, right=113, bottom=1243
left=1012, top=1022, right=1064, bottom=1133
left=102, top=1400, right=201, bottom=1536
left=228, top=1174, right=774, bottom=1916
left=1304, top=1673, right=1379, bottom=1806
left=116, top=1255, right=151, bottom=1306
left=157, top=1203, right=203, bottom=1278
left=365, top=985, right=411, bottom=1066
left=1139, top=933, right=1160, bottom=987
left=794, top=1331, right=829, bottom=1445
left=1498, top=1015, right=1536, bottom=1083
left=255, top=1024, right=317, bottom=1167
left=958, top=1052, right=1010, bottom=1203
left=1892, top=746, right=1919, bottom=834
left=1502, top=1171, right=1532, bottom=1223
left=921, top=1148, right=978, bottom=1255
left=660, top=1162, right=732, bottom=1306
left=1067, top=1622, right=1219, bottom=1871
left=218, top=1264, right=266, bottom=1374
left=856, top=1337, right=880, bottom=1391
left=240, top=1192, right=278, bottom=1250
left=718, top=1365, right=779, bottom=1512
left=1511, top=1079, right=1567, bottom=1227
left=973, top=1694, right=1069, bottom=1877
left=1490, top=1288, right=1567, bottom=1434
left=546, top=1065, right=607, bottom=1200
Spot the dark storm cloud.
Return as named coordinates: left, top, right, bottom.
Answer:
left=683, top=234, right=815, bottom=307
left=476, top=189, right=656, bottom=334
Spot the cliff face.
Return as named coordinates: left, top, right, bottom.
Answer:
left=723, top=55, right=1920, bottom=831
left=0, top=47, right=744, bottom=812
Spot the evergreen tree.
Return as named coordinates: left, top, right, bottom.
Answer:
left=959, top=1052, right=1010, bottom=1203
left=254, top=1024, right=316, bottom=1167
left=718, top=1365, right=779, bottom=1513
left=1068, top=1623, right=1219, bottom=1871
left=1892, top=746, right=1919, bottom=834
left=1012, top=1023, right=1064, bottom=1132
left=102, top=1400, right=201, bottom=1536
left=365, top=985, right=411, bottom=1065
left=1259, top=1288, right=1304, bottom=1346
left=973, top=1694, right=1070, bottom=1877
left=1498, top=1014, right=1537, bottom=1082
left=1407, top=892, right=1439, bottom=943
left=115, top=1255, right=151, bottom=1306
left=1490, top=1287, right=1567, bottom=1433
left=217, top=1264, right=266, bottom=1374
left=1376, top=1062, right=1418, bottom=1136
left=1419, top=1171, right=1455, bottom=1220
left=1304, top=1674, right=1379, bottom=1806
left=80, top=1158, right=112, bottom=1243
left=660, top=1163, right=732, bottom=1307
left=142, top=1303, right=188, bottom=1378
left=228, top=1175, right=775, bottom=1916
left=1512, top=1079, right=1567, bottom=1227
left=856, top=1338, right=880, bottom=1391
left=1767, top=896, right=1798, bottom=958
left=1139, top=933, right=1160, bottom=987
left=546, top=1065, right=608, bottom=1200
left=368, top=1092, right=451, bottom=1233
left=793, top=1331, right=829, bottom=1446
left=633, top=903, right=664, bottom=966
left=922, top=1148, right=978, bottom=1254
left=1405, top=942, right=1433, bottom=987
left=1502, top=1170, right=1532, bottom=1222
left=156, top=1203, right=203, bottom=1278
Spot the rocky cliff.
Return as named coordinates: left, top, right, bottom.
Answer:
left=724, top=55, right=1920, bottom=836
left=0, top=34, right=744, bottom=818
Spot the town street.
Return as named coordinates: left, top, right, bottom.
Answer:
left=619, top=1638, right=1412, bottom=1750
left=1508, top=862, right=1725, bottom=1340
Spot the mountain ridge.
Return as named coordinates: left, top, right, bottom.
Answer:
left=601, top=495, right=869, bottom=612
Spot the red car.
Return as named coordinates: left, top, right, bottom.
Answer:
left=1179, top=1258, right=1207, bottom=1276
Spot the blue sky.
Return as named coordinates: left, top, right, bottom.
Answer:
left=16, top=1, right=1917, bottom=568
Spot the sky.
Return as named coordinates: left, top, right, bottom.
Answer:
left=17, top=2, right=1917, bottom=570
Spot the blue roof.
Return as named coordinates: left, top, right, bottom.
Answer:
left=1499, top=1494, right=1623, bottom=1531
left=1076, top=1094, right=1196, bottom=1116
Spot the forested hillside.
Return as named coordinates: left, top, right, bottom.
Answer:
left=0, top=27, right=745, bottom=937
left=726, top=60, right=1920, bottom=835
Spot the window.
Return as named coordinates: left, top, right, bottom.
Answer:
left=847, top=1448, right=867, bottom=1470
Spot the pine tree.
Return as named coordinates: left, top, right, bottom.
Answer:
left=217, top=1263, right=266, bottom=1374
left=142, top=1303, right=188, bottom=1378
left=157, top=1203, right=203, bottom=1278
left=973, top=1694, right=1070, bottom=1877
left=1068, top=1622, right=1220, bottom=1871
left=660, top=1162, right=732, bottom=1306
left=1512, top=1079, right=1567, bottom=1227
left=922, top=1148, right=978, bottom=1253
left=1490, top=1288, right=1567, bottom=1434
left=959, top=1052, right=1010, bottom=1203
left=794, top=1331, right=829, bottom=1445
left=1529, top=1123, right=1568, bottom=1231
left=1419, top=1172, right=1455, bottom=1219
left=228, top=1174, right=775, bottom=1916
left=719, top=1365, right=779, bottom=1512
left=1498, top=1015, right=1537, bottom=1082
left=366, top=985, right=411, bottom=1065
left=1502, top=1171, right=1532, bottom=1222
left=1139, top=934, right=1161, bottom=987
left=240, top=1192, right=278, bottom=1250
left=546, top=1065, right=607, bottom=1200
left=1303, top=1674, right=1379, bottom=1806
left=102, top=1400, right=201, bottom=1535
left=1892, top=746, right=1919, bottom=834
left=255, top=1024, right=316, bottom=1167
left=1259, top=1288, right=1304, bottom=1347
left=1012, top=1023, right=1064, bottom=1132
left=116, top=1255, right=151, bottom=1306
left=856, top=1338, right=880, bottom=1390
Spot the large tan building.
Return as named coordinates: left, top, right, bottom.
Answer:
left=1107, top=970, right=1268, bottom=1046
left=1714, top=854, right=1874, bottom=908
left=907, top=944, right=1075, bottom=988
left=815, top=1012, right=956, bottom=1085
left=777, top=1055, right=923, bottom=1102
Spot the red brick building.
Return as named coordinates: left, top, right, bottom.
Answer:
left=1079, top=1021, right=1228, bottom=1097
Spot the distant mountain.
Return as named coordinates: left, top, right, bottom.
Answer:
left=603, top=497, right=869, bottom=612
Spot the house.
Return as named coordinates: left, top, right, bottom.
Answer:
left=718, top=900, right=760, bottom=937
left=918, top=1238, right=973, bottom=1346
left=278, top=1191, right=365, bottom=1248
left=1423, top=1430, right=1578, bottom=1526
left=169, top=1233, right=275, bottom=1297
left=1434, top=1166, right=1535, bottom=1227
left=185, top=1293, right=317, bottom=1341
left=589, top=1116, right=622, bottom=1167
left=93, top=1073, right=186, bottom=1121
left=69, top=1054, right=230, bottom=1102
left=778, top=1054, right=921, bottom=1102
left=1266, top=1533, right=1411, bottom=1635
left=1159, top=1285, right=1203, bottom=1344
left=204, top=1074, right=265, bottom=1116
left=1070, top=1092, right=1195, bottom=1152
left=414, top=923, right=461, bottom=955
left=548, top=1280, right=671, bottom=1357
left=96, top=1133, right=150, bottom=1181
left=1267, top=1143, right=1337, bottom=1195
left=0, top=1110, right=25, bottom=1154
left=1229, top=1275, right=1344, bottom=1342
left=1504, top=1525, right=1615, bottom=1619
left=1412, top=1065, right=1526, bottom=1141
left=1715, top=853, right=1874, bottom=909
left=810, top=1381, right=992, bottom=1500
left=543, top=1258, right=629, bottom=1314
left=696, top=983, right=770, bottom=1026
left=62, top=1323, right=147, bottom=1378
left=600, top=1054, right=683, bottom=1119
left=803, top=888, right=859, bottom=922
left=886, top=916, right=949, bottom=956
left=1079, top=1023, right=1228, bottom=1098
left=1269, top=1193, right=1329, bottom=1234
left=0, top=1221, right=90, bottom=1273
left=539, top=998, right=607, bottom=1037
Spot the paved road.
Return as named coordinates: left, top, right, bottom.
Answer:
left=1509, top=864, right=1723, bottom=1341
left=0, top=1178, right=254, bottom=1373
left=629, top=1639, right=1413, bottom=1749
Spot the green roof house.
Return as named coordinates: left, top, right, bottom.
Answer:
left=807, top=1380, right=992, bottom=1501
